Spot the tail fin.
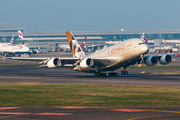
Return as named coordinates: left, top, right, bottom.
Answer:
left=141, top=33, right=145, bottom=40
left=18, top=30, right=23, bottom=39
left=10, top=35, right=14, bottom=45
left=80, top=36, right=87, bottom=49
left=145, top=36, right=149, bottom=44
left=65, top=31, right=85, bottom=57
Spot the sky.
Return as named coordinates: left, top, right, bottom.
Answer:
left=1, top=0, right=180, bottom=32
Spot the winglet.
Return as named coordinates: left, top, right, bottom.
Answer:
left=65, top=31, right=85, bottom=57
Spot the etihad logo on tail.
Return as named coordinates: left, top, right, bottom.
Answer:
left=65, top=31, right=85, bottom=57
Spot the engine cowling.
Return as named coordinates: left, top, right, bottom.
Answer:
left=32, top=50, right=37, bottom=54
left=47, top=58, right=61, bottom=68
left=159, top=55, right=172, bottom=65
left=144, top=56, right=158, bottom=66
left=80, top=58, right=94, bottom=68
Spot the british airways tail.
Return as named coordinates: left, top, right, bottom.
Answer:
left=18, top=30, right=23, bottom=39
left=65, top=31, right=85, bottom=57
left=10, top=35, right=14, bottom=45
left=141, top=33, right=145, bottom=40
left=80, top=36, right=87, bottom=49
left=145, top=36, right=149, bottom=44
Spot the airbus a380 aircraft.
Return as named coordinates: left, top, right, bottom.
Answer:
left=9, top=31, right=173, bottom=76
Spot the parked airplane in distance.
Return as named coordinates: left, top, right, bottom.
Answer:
left=0, top=35, right=14, bottom=46
left=0, top=44, right=30, bottom=57
left=8, top=31, right=174, bottom=76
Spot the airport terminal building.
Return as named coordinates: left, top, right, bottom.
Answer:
left=0, top=23, right=180, bottom=52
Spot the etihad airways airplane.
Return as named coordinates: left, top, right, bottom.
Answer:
left=8, top=31, right=173, bottom=76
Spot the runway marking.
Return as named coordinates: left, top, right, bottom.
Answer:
left=34, top=113, right=73, bottom=115
left=55, top=106, right=87, bottom=109
left=127, top=114, right=180, bottom=120
left=0, top=107, right=21, bottom=110
left=0, top=112, right=73, bottom=115
left=56, top=106, right=180, bottom=114
left=0, top=112, right=31, bottom=115
left=110, top=109, right=147, bottom=112
left=0, top=114, right=21, bottom=119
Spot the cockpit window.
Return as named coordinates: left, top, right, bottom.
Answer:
left=138, top=42, right=145, bottom=45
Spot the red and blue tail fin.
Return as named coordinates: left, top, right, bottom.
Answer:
left=18, top=30, right=23, bottom=39
left=10, top=35, right=14, bottom=45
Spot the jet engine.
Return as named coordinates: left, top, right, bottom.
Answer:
left=47, top=58, right=61, bottom=68
left=144, top=56, right=158, bottom=66
left=32, top=50, right=37, bottom=54
left=80, top=58, right=94, bottom=68
left=159, top=54, right=172, bottom=65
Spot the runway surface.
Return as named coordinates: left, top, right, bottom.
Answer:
left=0, top=65, right=179, bottom=87
left=0, top=65, right=180, bottom=120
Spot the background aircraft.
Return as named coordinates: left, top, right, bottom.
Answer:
left=0, top=44, right=30, bottom=57
left=0, top=35, right=14, bottom=46
left=8, top=31, right=174, bottom=76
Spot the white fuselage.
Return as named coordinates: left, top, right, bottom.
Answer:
left=79, top=38, right=149, bottom=72
left=0, top=45, right=29, bottom=54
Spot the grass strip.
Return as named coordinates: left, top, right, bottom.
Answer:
left=0, top=82, right=180, bottom=106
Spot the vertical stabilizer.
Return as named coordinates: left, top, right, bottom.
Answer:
left=145, top=37, right=149, bottom=44
left=141, top=33, right=145, bottom=40
left=10, top=35, right=14, bottom=45
left=18, top=30, right=23, bottom=39
left=80, top=36, right=87, bottom=49
left=65, top=31, right=85, bottom=57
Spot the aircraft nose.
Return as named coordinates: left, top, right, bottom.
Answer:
left=141, top=44, right=149, bottom=54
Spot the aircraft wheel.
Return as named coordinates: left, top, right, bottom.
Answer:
left=125, top=71, right=128, bottom=75
left=121, top=71, right=128, bottom=75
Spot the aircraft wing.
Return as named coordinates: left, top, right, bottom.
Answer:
left=7, top=57, right=82, bottom=67
left=7, top=57, right=49, bottom=61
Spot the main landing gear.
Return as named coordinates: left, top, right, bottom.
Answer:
left=121, top=70, right=128, bottom=75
